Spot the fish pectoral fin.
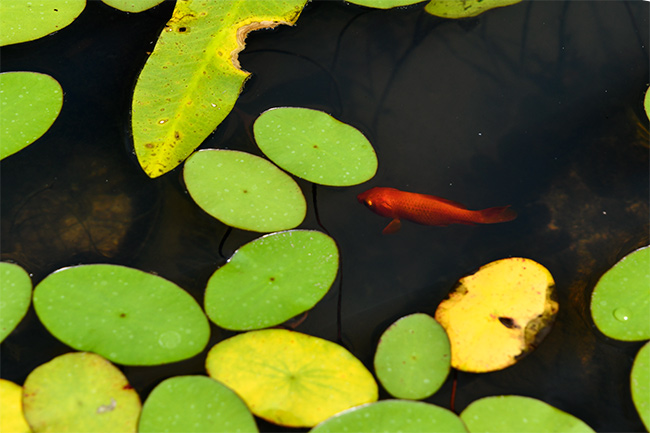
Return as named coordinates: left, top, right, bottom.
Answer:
left=382, top=219, right=402, bottom=234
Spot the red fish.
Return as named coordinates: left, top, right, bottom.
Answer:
left=357, top=187, right=517, bottom=234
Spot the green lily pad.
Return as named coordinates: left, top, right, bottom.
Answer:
left=33, top=264, right=210, bottom=366
left=345, top=0, right=425, bottom=9
left=101, top=0, right=164, bottom=13
left=310, top=400, right=467, bottom=433
left=22, top=352, right=141, bottom=433
left=205, top=230, right=338, bottom=330
left=0, top=72, right=63, bottom=160
left=425, top=0, right=522, bottom=18
left=644, top=87, right=650, bottom=121
left=374, top=313, right=450, bottom=400
left=460, top=395, right=594, bottom=432
left=0, top=379, right=31, bottom=433
left=0, top=262, right=32, bottom=343
left=132, top=0, right=307, bottom=178
left=184, top=149, right=306, bottom=232
left=205, top=329, right=378, bottom=427
left=591, top=245, right=650, bottom=341
left=631, top=341, right=650, bottom=430
left=254, top=107, right=377, bottom=186
left=138, top=375, right=258, bottom=433
left=0, top=0, right=86, bottom=46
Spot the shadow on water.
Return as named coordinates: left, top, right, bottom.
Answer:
left=1, top=1, right=648, bottom=431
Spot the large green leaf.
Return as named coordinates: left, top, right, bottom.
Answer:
left=460, top=395, right=594, bottom=432
left=0, top=0, right=86, bottom=46
left=254, top=107, right=377, bottom=186
left=0, top=262, right=32, bottom=343
left=183, top=149, right=306, bottom=232
left=310, top=400, right=467, bottom=433
left=23, top=352, right=141, bottom=433
left=374, top=313, right=450, bottom=400
left=631, top=342, right=650, bottom=431
left=425, top=0, right=522, bottom=18
left=131, top=0, right=307, bottom=178
left=590, top=246, right=650, bottom=341
left=33, top=264, right=210, bottom=365
left=345, top=0, right=425, bottom=9
left=138, top=376, right=258, bottom=433
left=0, top=72, right=63, bottom=160
left=101, top=0, right=164, bottom=13
left=205, top=230, right=339, bottom=330
left=205, top=329, right=378, bottom=427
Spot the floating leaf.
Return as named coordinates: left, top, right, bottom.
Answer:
left=205, top=230, right=338, bottom=330
left=310, top=400, right=467, bottom=433
left=374, top=313, right=450, bottom=400
left=460, top=395, right=595, bottom=432
left=33, top=264, right=210, bottom=366
left=184, top=149, right=306, bottom=232
left=253, top=107, right=377, bottom=186
left=435, top=257, right=558, bottom=373
left=0, top=0, right=86, bottom=46
left=131, top=0, right=307, bottom=178
left=101, top=0, right=164, bottom=13
left=0, top=262, right=32, bottom=343
left=590, top=245, right=650, bottom=341
left=205, top=329, right=378, bottom=427
left=631, top=341, right=650, bottom=430
left=23, top=352, right=141, bottom=433
left=425, top=0, right=522, bottom=18
left=0, top=72, right=63, bottom=160
left=344, top=0, right=426, bottom=9
left=645, top=87, right=650, bottom=122
left=138, top=375, right=258, bottom=433
left=0, top=379, right=31, bottom=433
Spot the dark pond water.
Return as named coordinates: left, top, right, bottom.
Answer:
left=1, top=0, right=648, bottom=431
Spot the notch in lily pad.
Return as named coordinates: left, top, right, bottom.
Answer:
left=435, top=257, right=558, bottom=373
left=590, top=245, right=650, bottom=341
left=205, top=230, right=338, bottom=330
left=33, top=264, right=210, bottom=366
left=184, top=149, right=306, bottom=233
left=374, top=313, right=450, bottom=400
left=206, top=329, right=378, bottom=427
left=254, top=107, right=378, bottom=186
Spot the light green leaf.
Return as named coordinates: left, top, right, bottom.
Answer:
left=0, top=0, right=86, bottom=46
left=184, top=149, right=306, bottom=232
left=205, top=230, right=339, bottom=330
left=131, top=0, right=307, bottom=178
left=460, top=395, right=594, bottom=433
left=254, top=107, right=377, bottom=186
left=644, top=87, right=650, bottom=122
left=138, top=376, right=258, bottom=433
left=425, top=0, right=521, bottom=18
left=33, top=264, right=210, bottom=366
left=591, top=245, right=650, bottom=341
left=311, top=400, right=467, bottom=433
left=101, top=0, right=164, bottom=13
left=0, top=262, right=32, bottom=343
left=0, top=72, right=63, bottom=160
left=22, top=352, right=141, bottom=433
left=374, top=313, right=450, bottom=400
left=206, top=329, right=378, bottom=427
left=631, top=341, right=650, bottom=430
left=345, top=0, right=425, bottom=9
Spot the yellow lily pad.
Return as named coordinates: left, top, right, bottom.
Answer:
left=205, top=329, right=378, bottom=427
left=22, top=352, right=141, bottom=432
left=435, top=257, right=558, bottom=373
left=0, top=379, right=31, bottom=433
left=131, top=0, right=307, bottom=178
left=425, top=0, right=522, bottom=18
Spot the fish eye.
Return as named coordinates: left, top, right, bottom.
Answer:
left=364, top=199, right=373, bottom=208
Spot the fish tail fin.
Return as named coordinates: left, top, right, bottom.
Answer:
left=478, top=206, right=517, bottom=224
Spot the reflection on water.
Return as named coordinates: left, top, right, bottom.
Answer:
left=1, top=1, right=648, bottom=431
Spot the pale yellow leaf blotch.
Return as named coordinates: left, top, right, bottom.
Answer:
left=435, top=257, right=558, bottom=373
left=131, top=0, right=307, bottom=178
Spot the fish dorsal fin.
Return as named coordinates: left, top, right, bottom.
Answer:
left=382, top=219, right=402, bottom=234
left=431, top=196, right=467, bottom=209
